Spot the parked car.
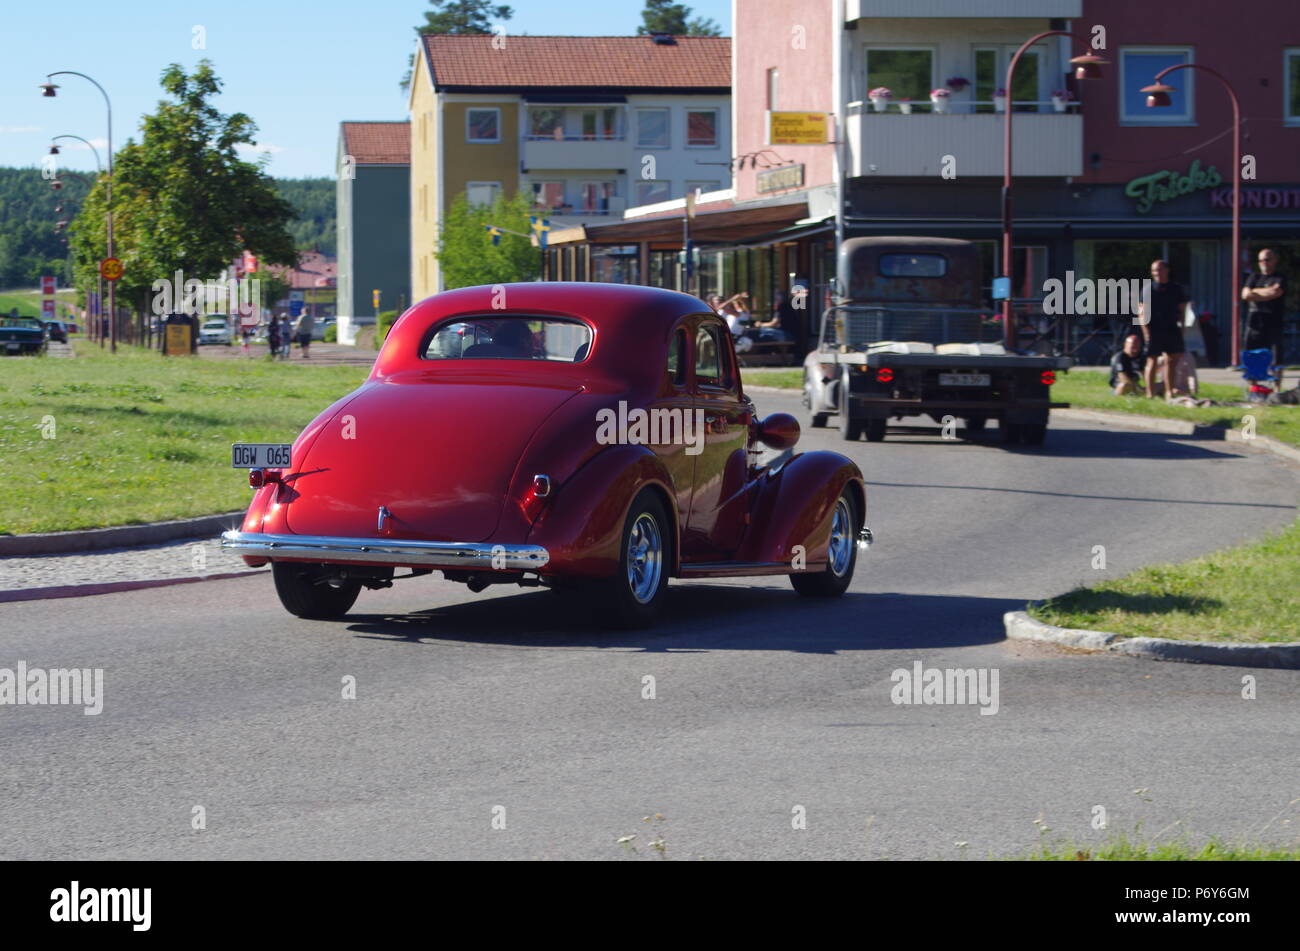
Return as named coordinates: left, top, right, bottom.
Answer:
left=43, top=320, right=68, bottom=343
left=198, top=316, right=232, bottom=345
left=311, top=317, right=335, bottom=341
left=1, top=316, right=48, bottom=355
left=222, top=283, right=870, bottom=627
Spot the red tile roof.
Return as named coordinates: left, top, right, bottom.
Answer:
left=422, top=34, right=730, bottom=90
left=340, top=121, right=410, bottom=165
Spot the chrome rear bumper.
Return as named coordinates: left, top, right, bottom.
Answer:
left=220, top=531, right=549, bottom=570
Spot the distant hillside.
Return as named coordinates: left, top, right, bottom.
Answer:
left=0, top=168, right=337, bottom=289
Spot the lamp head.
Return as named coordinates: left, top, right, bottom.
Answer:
left=39, top=82, right=58, bottom=98
left=1141, top=82, right=1176, bottom=108
left=1070, top=54, right=1107, bottom=81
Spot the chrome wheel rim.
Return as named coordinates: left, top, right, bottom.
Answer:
left=828, top=498, right=853, bottom=578
left=627, top=512, right=663, bottom=604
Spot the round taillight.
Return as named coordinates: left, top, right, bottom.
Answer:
left=1041, top=371, right=1056, bottom=385
left=877, top=368, right=894, bottom=383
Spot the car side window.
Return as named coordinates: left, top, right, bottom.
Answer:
left=667, top=327, right=687, bottom=386
left=694, top=320, right=733, bottom=392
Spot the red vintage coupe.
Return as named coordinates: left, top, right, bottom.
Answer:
left=222, top=283, right=870, bottom=627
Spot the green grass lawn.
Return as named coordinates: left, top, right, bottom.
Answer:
left=0, top=288, right=81, bottom=323
left=1031, top=518, right=1300, bottom=643
left=1052, top=370, right=1300, bottom=448
left=0, top=342, right=369, bottom=534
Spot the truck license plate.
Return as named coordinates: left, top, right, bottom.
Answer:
left=939, top=373, right=990, bottom=387
left=231, top=443, right=292, bottom=468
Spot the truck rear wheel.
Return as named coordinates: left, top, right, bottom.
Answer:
left=1000, top=421, right=1023, bottom=444
left=963, top=416, right=987, bottom=435
left=864, top=418, right=886, bottom=442
left=1021, top=422, right=1047, bottom=445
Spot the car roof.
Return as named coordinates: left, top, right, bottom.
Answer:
left=374, top=282, right=713, bottom=389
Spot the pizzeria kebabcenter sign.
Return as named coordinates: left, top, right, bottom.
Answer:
left=1125, top=159, right=1222, bottom=213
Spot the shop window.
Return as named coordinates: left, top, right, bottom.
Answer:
left=687, top=109, right=718, bottom=147
left=637, top=109, right=671, bottom=148
left=1120, top=48, right=1194, bottom=124
left=466, top=108, right=500, bottom=143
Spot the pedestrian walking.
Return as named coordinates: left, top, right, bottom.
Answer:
left=1241, top=248, right=1287, bottom=368
left=278, top=315, right=293, bottom=359
left=267, top=316, right=281, bottom=359
left=293, top=310, right=315, bottom=359
left=1137, top=260, right=1193, bottom=399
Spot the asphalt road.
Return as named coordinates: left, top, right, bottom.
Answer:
left=2, top=393, right=1297, bottom=860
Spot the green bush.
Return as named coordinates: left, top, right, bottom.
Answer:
left=323, top=322, right=337, bottom=343
left=376, top=310, right=398, bottom=348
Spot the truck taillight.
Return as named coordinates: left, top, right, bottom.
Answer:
left=1041, top=371, right=1056, bottom=385
left=877, top=368, right=894, bottom=383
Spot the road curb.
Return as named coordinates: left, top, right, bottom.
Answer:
left=0, top=569, right=266, bottom=604
left=1054, top=408, right=1300, bottom=466
left=0, top=512, right=246, bottom=557
left=1004, top=610, right=1300, bottom=669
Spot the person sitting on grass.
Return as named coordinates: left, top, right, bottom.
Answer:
left=1109, top=333, right=1144, bottom=395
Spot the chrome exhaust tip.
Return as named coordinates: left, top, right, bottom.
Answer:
left=858, top=527, right=874, bottom=550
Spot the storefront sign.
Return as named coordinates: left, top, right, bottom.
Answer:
left=1208, top=187, right=1300, bottom=209
left=756, top=163, right=805, bottom=194
left=1124, top=159, right=1221, bottom=214
left=769, top=112, right=828, bottom=145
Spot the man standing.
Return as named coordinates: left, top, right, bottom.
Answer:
left=293, top=309, right=315, bottom=359
left=1241, top=248, right=1287, bottom=367
left=1137, top=260, right=1192, bottom=399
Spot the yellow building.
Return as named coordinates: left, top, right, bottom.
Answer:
left=407, top=33, right=731, bottom=298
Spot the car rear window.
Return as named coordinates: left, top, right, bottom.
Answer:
left=879, top=253, right=947, bottom=278
left=422, top=316, right=592, bottom=362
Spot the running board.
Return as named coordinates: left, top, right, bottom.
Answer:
left=677, top=561, right=802, bottom=579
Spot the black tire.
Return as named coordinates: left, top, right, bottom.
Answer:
left=791, top=490, right=858, bottom=598
left=963, top=416, right=987, bottom=434
left=272, top=562, right=362, bottom=620
left=810, top=413, right=828, bottom=429
left=1000, top=420, right=1023, bottom=444
left=864, top=417, right=887, bottom=442
left=595, top=489, right=671, bottom=629
left=1021, top=422, right=1047, bottom=445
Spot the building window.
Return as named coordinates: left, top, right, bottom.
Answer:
left=581, top=108, right=620, bottom=140
left=531, top=181, right=565, bottom=210
left=1120, top=48, right=1194, bottom=123
left=637, top=108, right=670, bottom=148
left=974, top=47, right=1042, bottom=113
left=767, top=68, right=779, bottom=110
left=686, top=181, right=720, bottom=198
left=634, top=180, right=670, bottom=206
left=466, top=107, right=500, bottom=143
left=580, top=182, right=615, bottom=214
left=865, top=48, right=933, bottom=106
left=1286, top=49, right=1300, bottom=125
left=528, top=108, right=564, bottom=139
left=466, top=182, right=501, bottom=207
left=686, top=109, right=718, bottom=147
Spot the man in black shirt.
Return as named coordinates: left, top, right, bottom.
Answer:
left=1241, top=248, right=1286, bottom=367
left=1109, top=333, right=1144, bottom=395
left=1138, top=260, right=1193, bottom=399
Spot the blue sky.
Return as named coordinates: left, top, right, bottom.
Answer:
left=0, top=0, right=732, bottom=179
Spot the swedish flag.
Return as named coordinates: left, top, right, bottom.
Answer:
left=529, top=216, right=552, bottom=249
left=484, top=225, right=503, bottom=246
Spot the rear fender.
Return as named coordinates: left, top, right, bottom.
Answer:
left=525, top=444, right=678, bottom=578
left=738, top=451, right=864, bottom=568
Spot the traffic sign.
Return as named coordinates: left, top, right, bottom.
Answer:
left=100, top=257, right=124, bottom=282
left=42, top=299, right=56, bottom=318
left=41, top=275, right=56, bottom=296
left=372, top=289, right=381, bottom=310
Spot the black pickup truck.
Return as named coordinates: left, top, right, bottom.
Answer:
left=802, top=236, right=1070, bottom=446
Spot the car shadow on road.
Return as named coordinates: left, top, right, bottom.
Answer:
left=960, top=425, right=1248, bottom=460
left=343, top=585, right=1020, bottom=653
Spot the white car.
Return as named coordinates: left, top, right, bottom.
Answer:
left=199, top=316, right=232, bottom=345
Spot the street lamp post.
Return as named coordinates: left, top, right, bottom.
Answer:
left=49, top=137, right=105, bottom=348
left=1142, top=66, right=1242, bottom=366
left=41, top=71, right=115, bottom=352
left=1001, top=34, right=1107, bottom=349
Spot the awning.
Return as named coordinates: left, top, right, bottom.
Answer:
left=549, top=198, right=810, bottom=246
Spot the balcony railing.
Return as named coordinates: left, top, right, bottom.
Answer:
left=848, top=98, right=1081, bottom=116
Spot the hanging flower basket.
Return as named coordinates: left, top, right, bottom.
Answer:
left=868, top=87, right=892, bottom=112
left=945, top=76, right=971, bottom=91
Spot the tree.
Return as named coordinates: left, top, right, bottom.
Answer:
left=69, top=61, right=298, bottom=317
left=636, top=0, right=722, bottom=36
left=436, top=190, right=540, bottom=289
left=401, top=0, right=515, bottom=91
